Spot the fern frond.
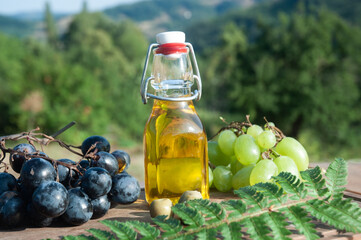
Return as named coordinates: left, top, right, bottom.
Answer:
left=100, top=220, right=137, bottom=240
left=242, top=215, right=272, bottom=240
left=171, top=203, right=205, bottom=229
left=301, top=166, right=328, bottom=197
left=63, top=159, right=361, bottom=240
left=125, top=220, right=160, bottom=239
left=254, top=182, right=287, bottom=205
left=325, top=158, right=347, bottom=199
left=274, top=172, right=306, bottom=199
left=234, top=186, right=266, bottom=212
left=63, top=235, right=96, bottom=240
left=217, top=222, right=243, bottom=239
left=152, top=215, right=182, bottom=236
left=221, top=199, right=246, bottom=220
left=186, top=199, right=226, bottom=224
left=306, top=198, right=361, bottom=233
left=283, top=206, right=319, bottom=240
left=264, top=211, right=292, bottom=240
left=87, top=229, right=116, bottom=240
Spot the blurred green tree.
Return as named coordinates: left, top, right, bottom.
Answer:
left=204, top=9, right=361, bottom=152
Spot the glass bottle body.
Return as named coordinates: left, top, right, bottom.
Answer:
left=144, top=99, right=209, bottom=204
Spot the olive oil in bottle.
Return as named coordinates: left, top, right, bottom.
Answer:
left=140, top=31, right=209, bottom=204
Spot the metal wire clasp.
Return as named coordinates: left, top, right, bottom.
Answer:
left=140, top=43, right=202, bottom=104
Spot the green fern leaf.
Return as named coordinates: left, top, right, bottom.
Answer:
left=217, top=222, right=243, bottom=239
left=254, top=182, right=287, bottom=205
left=234, top=186, right=266, bottom=212
left=306, top=198, right=361, bottom=233
left=274, top=172, right=306, bottom=199
left=325, top=158, right=347, bottom=199
left=221, top=199, right=246, bottom=220
left=242, top=215, right=272, bottom=240
left=300, top=167, right=327, bottom=197
left=86, top=229, right=116, bottom=240
left=125, top=220, right=160, bottom=239
left=171, top=203, right=205, bottom=228
left=63, top=235, right=96, bottom=240
left=283, top=206, right=319, bottom=240
left=152, top=216, right=182, bottom=236
left=264, top=211, right=292, bottom=240
left=186, top=199, right=226, bottom=224
left=100, top=220, right=137, bottom=240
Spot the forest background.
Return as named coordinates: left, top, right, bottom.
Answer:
left=0, top=0, right=360, bottom=162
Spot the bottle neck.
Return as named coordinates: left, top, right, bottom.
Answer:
left=151, top=45, right=193, bottom=99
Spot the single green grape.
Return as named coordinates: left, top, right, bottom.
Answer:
left=208, top=166, right=214, bottom=188
left=234, top=135, right=260, bottom=165
left=213, top=166, right=233, bottom=192
left=256, top=131, right=276, bottom=149
left=208, top=141, right=232, bottom=166
left=232, top=164, right=255, bottom=189
left=230, top=156, right=243, bottom=175
left=264, top=122, right=275, bottom=130
left=275, top=137, right=309, bottom=171
left=249, top=160, right=278, bottom=185
left=247, top=125, right=263, bottom=139
left=273, top=156, right=299, bottom=178
left=218, top=130, right=237, bottom=156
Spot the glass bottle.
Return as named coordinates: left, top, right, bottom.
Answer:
left=140, top=31, right=209, bottom=204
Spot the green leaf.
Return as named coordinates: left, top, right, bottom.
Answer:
left=273, top=172, right=306, bottom=199
left=221, top=199, right=246, bottom=220
left=186, top=199, right=226, bottom=224
left=234, top=186, right=266, bottom=212
left=63, top=236, right=96, bottom=240
left=217, top=222, right=243, bottom=239
left=301, top=166, right=327, bottom=197
left=254, top=182, right=287, bottom=205
left=87, top=229, right=116, bottom=240
left=242, top=215, right=272, bottom=240
left=264, top=212, right=292, bottom=240
left=152, top=215, right=182, bottom=236
left=325, top=158, right=347, bottom=199
left=172, top=203, right=205, bottom=228
left=283, top=206, right=318, bottom=240
left=125, top=220, right=160, bottom=239
left=306, top=198, right=361, bottom=233
left=100, top=220, right=137, bottom=240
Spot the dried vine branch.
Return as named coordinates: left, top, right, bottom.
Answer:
left=0, top=122, right=91, bottom=177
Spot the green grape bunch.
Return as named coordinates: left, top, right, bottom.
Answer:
left=208, top=116, right=309, bottom=192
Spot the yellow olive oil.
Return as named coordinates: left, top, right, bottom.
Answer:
left=144, top=100, right=209, bottom=204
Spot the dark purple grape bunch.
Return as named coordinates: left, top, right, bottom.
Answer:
left=0, top=135, right=140, bottom=229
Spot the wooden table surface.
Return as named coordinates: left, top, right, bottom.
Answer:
left=1, top=161, right=361, bottom=240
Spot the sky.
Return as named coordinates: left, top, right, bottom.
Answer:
left=0, top=0, right=142, bottom=15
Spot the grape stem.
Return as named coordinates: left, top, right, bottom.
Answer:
left=0, top=122, right=93, bottom=179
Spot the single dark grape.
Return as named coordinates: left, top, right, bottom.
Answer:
left=91, top=195, right=110, bottom=219
left=10, top=143, right=36, bottom=173
left=20, top=158, right=57, bottom=198
left=111, top=150, right=131, bottom=172
left=0, top=172, right=17, bottom=195
left=109, top=174, right=140, bottom=204
left=81, top=136, right=110, bottom=155
left=92, top=152, right=119, bottom=176
left=32, top=181, right=69, bottom=218
left=26, top=202, right=53, bottom=227
left=0, top=191, right=26, bottom=228
left=57, top=159, right=76, bottom=185
left=80, top=167, right=112, bottom=199
left=62, top=188, right=93, bottom=225
left=78, top=159, right=90, bottom=173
